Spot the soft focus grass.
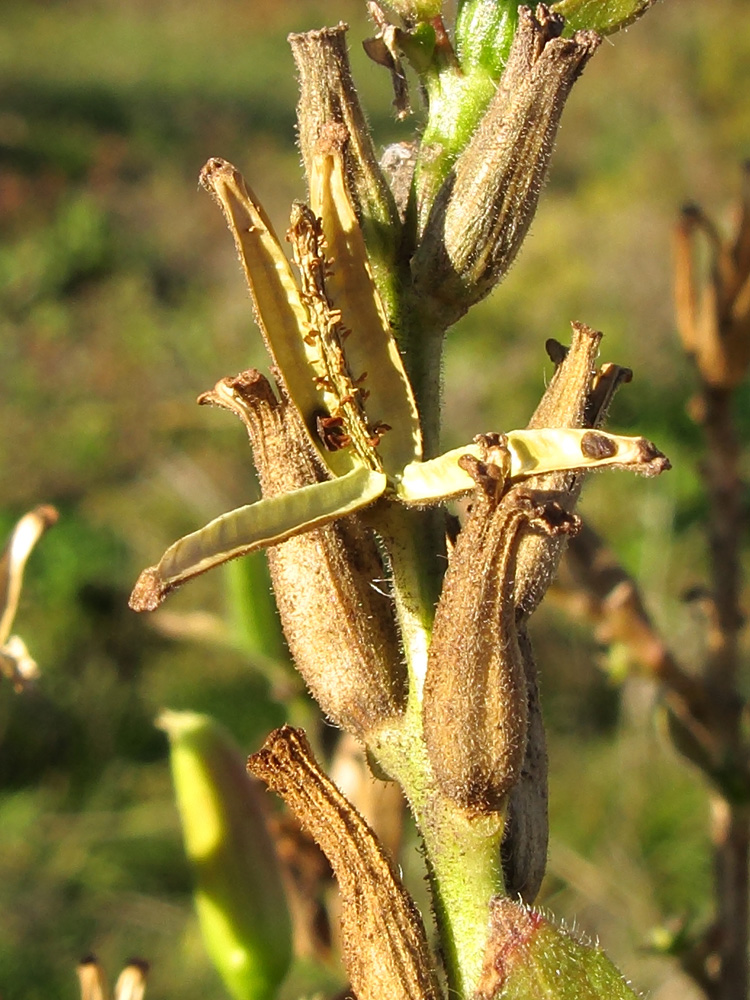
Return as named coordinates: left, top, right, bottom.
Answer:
left=0, top=0, right=748, bottom=997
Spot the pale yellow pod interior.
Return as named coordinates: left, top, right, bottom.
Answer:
left=309, top=151, right=423, bottom=477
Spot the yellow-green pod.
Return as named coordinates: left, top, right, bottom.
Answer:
left=160, top=711, right=292, bottom=1000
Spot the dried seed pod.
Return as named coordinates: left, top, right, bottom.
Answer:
left=499, top=626, right=548, bottom=903
left=197, top=155, right=419, bottom=482
left=202, top=371, right=405, bottom=740
left=500, top=324, right=656, bottom=899
left=513, top=322, right=612, bottom=617
left=673, top=167, right=750, bottom=390
left=513, top=324, right=666, bottom=619
left=288, top=24, right=402, bottom=313
left=423, top=452, right=579, bottom=812
left=249, top=726, right=443, bottom=1000
left=423, top=350, right=663, bottom=818
left=289, top=24, right=399, bottom=229
left=423, top=494, right=529, bottom=813
left=412, top=6, right=601, bottom=327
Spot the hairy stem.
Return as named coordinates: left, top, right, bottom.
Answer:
left=373, top=716, right=504, bottom=999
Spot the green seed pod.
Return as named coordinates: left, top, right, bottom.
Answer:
left=160, top=711, right=292, bottom=1000
left=454, top=0, right=519, bottom=80
left=474, top=897, right=640, bottom=1000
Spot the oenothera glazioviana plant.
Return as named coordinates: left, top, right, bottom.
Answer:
left=132, top=4, right=669, bottom=1000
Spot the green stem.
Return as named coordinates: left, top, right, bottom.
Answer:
left=372, top=292, right=506, bottom=994
left=373, top=714, right=505, bottom=998
left=399, top=291, right=448, bottom=461
left=374, top=503, right=443, bottom=699
left=418, top=790, right=505, bottom=997
left=416, top=66, right=497, bottom=223
left=372, top=492, right=504, bottom=996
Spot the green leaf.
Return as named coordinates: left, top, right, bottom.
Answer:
left=129, top=466, right=387, bottom=610
left=551, top=0, right=659, bottom=36
left=478, top=898, right=639, bottom=999
left=160, top=711, right=292, bottom=1000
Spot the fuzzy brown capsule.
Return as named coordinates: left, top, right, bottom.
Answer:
left=499, top=324, right=655, bottom=900
left=288, top=24, right=403, bottom=318
left=423, top=450, right=577, bottom=813
left=411, top=6, right=601, bottom=327
left=499, top=628, right=548, bottom=902
left=510, top=323, right=667, bottom=622
left=202, top=371, right=405, bottom=740
left=249, top=726, right=443, bottom=1000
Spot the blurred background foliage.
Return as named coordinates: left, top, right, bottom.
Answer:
left=0, top=0, right=748, bottom=996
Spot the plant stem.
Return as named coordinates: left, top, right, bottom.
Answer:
left=374, top=502, right=444, bottom=699
left=701, top=385, right=748, bottom=1000
left=710, top=796, right=750, bottom=1000
left=373, top=715, right=505, bottom=999
left=399, top=301, right=447, bottom=461
left=416, top=792, right=505, bottom=999
left=702, top=388, right=743, bottom=688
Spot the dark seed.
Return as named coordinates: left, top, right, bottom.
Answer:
left=545, top=339, right=568, bottom=365
left=580, top=430, right=618, bottom=460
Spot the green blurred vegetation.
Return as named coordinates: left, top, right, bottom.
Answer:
left=0, top=0, right=747, bottom=996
